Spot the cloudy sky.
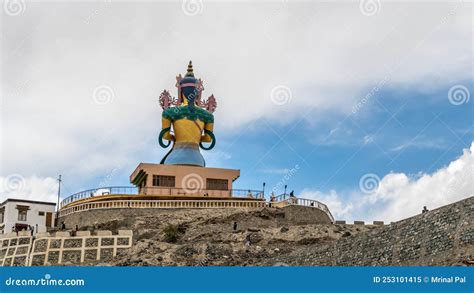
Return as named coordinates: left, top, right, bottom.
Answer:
left=1, top=0, right=472, bottom=222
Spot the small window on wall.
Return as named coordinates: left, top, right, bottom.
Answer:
left=16, top=205, right=29, bottom=222
left=152, top=175, right=175, bottom=187
left=18, top=210, right=27, bottom=221
left=206, top=179, right=228, bottom=190
left=38, top=211, right=45, bottom=216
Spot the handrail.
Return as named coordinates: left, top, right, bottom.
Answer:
left=60, top=188, right=333, bottom=223
left=60, top=186, right=264, bottom=208
left=59, top=199, right=267, bottom=217
left=272, top=193, right=334, bottom=223
left=273, top=193, right=296, bottom=202
left=60, top=186, right=138, bottom=208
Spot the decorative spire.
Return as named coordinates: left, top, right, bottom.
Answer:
left=186, top=60, right=194, bottom=77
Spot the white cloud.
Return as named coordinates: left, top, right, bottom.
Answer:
left=0, top=1, right=471, bottom=183
left=311, top=125, right=356, bottom=146
left=301, top=142, right=474, bottom=222
left=0, top=175, right=58, bottom=203
left=389, top=137, right=447, bottom=152
left=202, top=150, right=232, bottom=168
left=300, top=189, right=354, bottom=220
left=363, top=135, right=375, bottom=145
left=258, top=168, right=291, bottom=175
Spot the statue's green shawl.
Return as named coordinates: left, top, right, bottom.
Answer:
left=162, top=106, right=214, bottom=123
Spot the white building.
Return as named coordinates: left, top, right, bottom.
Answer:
left=0, top=198, right=56, bottom=234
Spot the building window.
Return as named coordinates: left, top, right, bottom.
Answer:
left=152, top=175, right=175, bottom=187
left=38, top=211, right=45, bottom=216
left=206, top=179, right=228, bottom=190
left=18, top=210, right=27, bottom=221
left=16, top=205, right=29, bottom=222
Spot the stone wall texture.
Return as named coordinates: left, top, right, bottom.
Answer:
left=288, top=196, right=473, bottom=266
left=59, top=205, right=332, bottom=230
left=59, top=197, right=472, bottom=266
left=0, top=230, right=133, bottom=266
left=281, top=205, right=332, bottom=224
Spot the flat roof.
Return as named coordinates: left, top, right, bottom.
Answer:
left=130, top=163, right=241, bottom=183
left=0, top=198, right=56, bottom=206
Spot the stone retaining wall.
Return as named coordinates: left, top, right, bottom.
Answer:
left=0, top=231, right=33, bottom=266
left=0, top=230, right=133, bottom=266
left=293, top=196, right=473, bottom=266
left=59, top=205, right=334, bottom=229
left=281, top=205, right=333, bottom=224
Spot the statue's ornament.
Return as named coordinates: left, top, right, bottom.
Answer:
left=158, top=90, right=178, bottom=110
left=158, top=61, right=217, bottom=167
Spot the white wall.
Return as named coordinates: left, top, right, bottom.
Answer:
left=0, top=201, right=56, bottom=234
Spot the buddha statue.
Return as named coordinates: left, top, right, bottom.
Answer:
left=158, top=61, right=217, bottom=167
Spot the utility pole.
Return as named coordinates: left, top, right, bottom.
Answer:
left=262, top=182, right=266, bottom=199
left=56, top=175, right=62, bottom=227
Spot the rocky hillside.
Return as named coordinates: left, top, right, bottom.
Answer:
left=76, top=196, right=472, bottom=266
left=82, top=208, right=376, bottom=266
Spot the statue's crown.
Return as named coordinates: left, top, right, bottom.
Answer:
left=185, top=60, right=194, bottom=77
left=158, top=61, right=217, bottom=113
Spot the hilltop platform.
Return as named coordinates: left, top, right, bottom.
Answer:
left=58, top=165, right=333, bottom=222
left=130, top=163, right=243, bottom=198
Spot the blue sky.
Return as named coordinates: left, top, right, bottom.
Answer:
left=76, top=80, right=472, bottom=197
left=1, top=1, right=472, bottom=221
left=49, top=79, right=473, bottom=223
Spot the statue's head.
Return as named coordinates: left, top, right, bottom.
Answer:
left=179, top=61, right=199, bottom=109
left=160, top=61, right=216, bottom=113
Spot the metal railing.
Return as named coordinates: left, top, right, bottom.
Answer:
left=60, top=186, right=138, bottom=208
left=272, top=193, right=334, bottom=223
left=60, top=188, right=333, bottom=223
left=60, top=186, right=264, bottom=208
left=59, top=199, right=267, bottom=217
